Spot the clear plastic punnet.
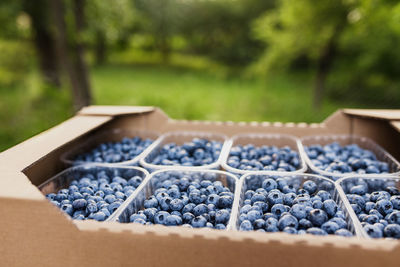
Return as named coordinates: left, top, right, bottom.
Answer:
left=38, top=164, right=149, bottom=221
left=220, top=133, right=307, bottom=175
left=300, top=135, right=400, bottom=180
left=231, top=172, right=364, bottom=237
left=109, top=169, right=239, bottom=230
left=139, top=131, right=229, bottom=172
left=336, top=175, right=400, bottom=239
left=61, top=129, right=161, bottom=166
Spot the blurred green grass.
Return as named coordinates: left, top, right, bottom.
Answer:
left=0, top=52, right=365, bottom=152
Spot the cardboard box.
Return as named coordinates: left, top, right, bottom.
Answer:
left=1, top=106, right=400, bottom=266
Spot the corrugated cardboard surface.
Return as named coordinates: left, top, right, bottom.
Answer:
left=1, top=106, right=400, bottom=266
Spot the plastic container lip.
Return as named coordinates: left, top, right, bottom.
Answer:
left=60, top=128, right=162, bottom=166
left=108, top=168, right=240, bottom=231
left=220, top=133, right=307, bottom=175
left=233, top=171, right=364, bottom=237
left=300, top=134, right=400, bottom=180
left=336, top=174, right=400, bottom=239
left=139, top=131, right=229, bottom=171
left=38, top=163, right=149, bottom=222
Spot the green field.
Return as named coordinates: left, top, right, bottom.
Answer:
left=0, top=56, right=364, bottom=152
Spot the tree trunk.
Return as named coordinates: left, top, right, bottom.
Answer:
left=23, top=0, right=61, bottom=87
left=95, top=30, right=107, bottom=65
left=72, top=0, right=92, bottom=105
left=313, top=28, right=341, bottom=110
left=51, top=0, right=92, bottom=110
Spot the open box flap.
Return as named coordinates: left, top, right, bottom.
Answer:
left=0, top=115, right=112, bottom=171
left=343, top=109, right=400, bottom=121
left=390, top=121, right=400, bottom=132
left=78, top=105, right=155, bottom=116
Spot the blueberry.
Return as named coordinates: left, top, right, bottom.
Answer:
left=283, top=193, right=296, bottom=206
left=154, top=211, right=169, bottom=225
left=271, top=204, right=287, bottom=218
left=386, top=186, right=400, bottom=195
left=329, top=217, right=347, bottom=229
left=143, top=208, right=158, bottom=222
left=108, top=202, right=121, bottom=213
left=215, top=224, right=226, bottom=230
left=375, top=199, right=393, bottom=216
left=104, top=194, right=116, bottom=204
left=298, top=218, right=313, bottom=229
left=308, top=209, right=328, bottom=227
left=247, top=210, right=262, bottom=223
left=335, top=229, right=353, bottom=237
left=363, top=215, right=379, bottom=224
left=383, top=224, right=400, bottom=238
left=306, top=227, right=328, bottom=235
left=218, top=195, right=233, bottom=209
left=289, top=204, right=307, bottom=220
left=279, top=225, right=296, bottom=233
left=189, top=191, right=203, bottom=205
left=159, top=197, right=172, bottom=211
left=387, top=211, right=400, bottom=224
left=86, top=202, right=98, bottom=214
left=182, top=212, right=195, bottom=224
left=60, top=204, right=74, bottom=216
left=193, top=204, right=208, bottom=216
left=364, top=224, right=383, bottom=238
left=267, top=191, right=283, bottom=206
left=169, top=199, right=184, bottom=211
left=92, top=211, right=106, bottom=221
left=278, top=214, right=298, bottom=230
left=312, top=200, right=323, bottom=209
left=321, top=221, right=340, bottom=234
left=303, top=180, right=317, bottom=195
left=369, top=209, right=383, bottom=219
left=240, top=220, right=254, bottom=231
left=165, top=215, right=183, bottom=226
left=323, top=199, right=338, bottom=218
left=350, top=185, right=367, bottom=195
left=265, top=217, right=279, bottom=232
left=215, top=209, right=230, bottom=224
left=262, top=179, right=278, bottom=192
left=192, top=216, right=207, bottom=228
left=72, top=199, right=87, bottom=210
left=182, top=203, right=196, bottom=214
left=390, top=196, right=400, bottom=210
left=253, top=201, right=269, bottom=213
left=144, top=196, right=159, bottom=209
left=253, top=219, right=266, bottom=230
left=316, top=190, right=331, bottom=202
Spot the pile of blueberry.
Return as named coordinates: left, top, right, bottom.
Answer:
left=46, top=169, right=144, bottom=221
left=74, top=137, right=154, bottom=164
left=239, top=176, right=353, bottom=236
left=149, top=138, right=223, bottom=167
left=227, top=144, right=301, bottom=172
left=305, top=142, right=390, bottom=175
left=345, top=180, right=400, bottom=238
left=128, top=172, right=234, bottom=229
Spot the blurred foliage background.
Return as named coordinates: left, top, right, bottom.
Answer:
left=0, top=0, right=400, bottom=151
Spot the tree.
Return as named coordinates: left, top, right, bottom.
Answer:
left=22, top=0, right=61, bottom=87
left=51, top=0, right=92, bottom=110
left=253, top=0, right=351, bottom=109
left=86, top=0, right=135, bottom=65
left=134, top=0, right=180, bottom=63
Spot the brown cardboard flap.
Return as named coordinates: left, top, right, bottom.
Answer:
left=391, top=121, right=400, bottom=132
left=343, top=109, right=400, bottom=120
left=0, top=115, right=112, bottom=171
left=78, top=105, right=155, bottom=116
left=0, top=170, right=43, bottom=199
